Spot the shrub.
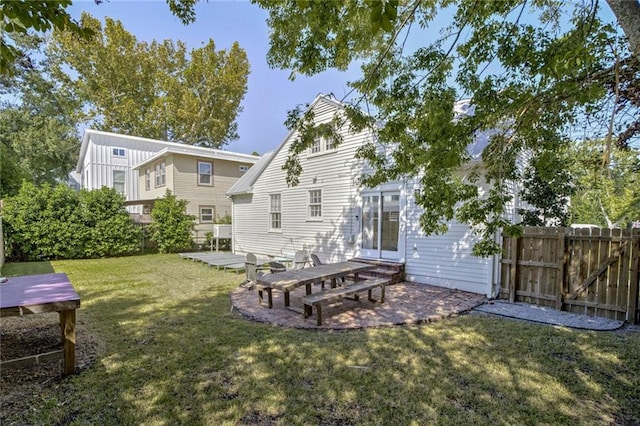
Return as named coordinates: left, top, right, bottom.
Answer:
left=2, top=182, right=85, bottom=260
left=148, top=190, right=195, bottom=253
left=79, top=187, right=142, bottom=257
left=2, top=182, right=142, bottom=261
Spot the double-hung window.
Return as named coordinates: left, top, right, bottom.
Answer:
left=308, top=189, right=322, bottom=219
left=310, top=138, right=322, bottom=154
left=155, top=161, right=166, bottom=187
left=144, top=168, right=151, bottom=190
left=270, top=194, right=281, bottom=230
left=200, top=206, right=214, bottom=223
left=198, top=161, right=213, bottom=185
left=113, top=170, right=125, bottom=195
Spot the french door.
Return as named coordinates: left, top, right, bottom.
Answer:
left=361, top=191, right=401, bottom=260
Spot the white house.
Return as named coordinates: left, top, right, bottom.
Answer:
left=227, top=94, right=524, bottom=297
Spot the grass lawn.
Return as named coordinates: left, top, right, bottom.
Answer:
left=1, top=254, right=639, bottom=425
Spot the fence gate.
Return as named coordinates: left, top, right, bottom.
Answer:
left=500, top=227, right=640, bottom=323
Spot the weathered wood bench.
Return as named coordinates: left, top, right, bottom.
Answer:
left=302, top=278, right=387, bottom=326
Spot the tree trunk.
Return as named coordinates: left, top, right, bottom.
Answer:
left=606, top=0, right=640, bottom=56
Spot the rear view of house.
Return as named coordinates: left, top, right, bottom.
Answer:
left=227, top=94, right=525, bottom=297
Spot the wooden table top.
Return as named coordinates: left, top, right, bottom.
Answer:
left=256, top=261, right=375, bottom=291
left=0, top=273, right=81, bottom=316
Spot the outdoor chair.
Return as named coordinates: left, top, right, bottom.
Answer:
left=311, top=252, right=345, bottom=287
left=292, top=249, right=309, bottom=270
left=310, top=253, right=323, bottom=267
left=242, top=253, right=272, bottom=308
left=268, top=261, right=287, bottom=273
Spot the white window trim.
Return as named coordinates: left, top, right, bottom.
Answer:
left=144, top=168, right=151, bottom=191
left=269, top=193, right=282, bottom=231
left=198, top=161, right=213, bottom=186
left=112, top=148, right=126, bottom=157
left=307, top=189, right=323, bottom=221
left=239, top=165, right=249, bottom=172
left=199, top=206, right=215, bottom=223
left=307, top=137, right=337, bottom=158
left=112, top=170, right=126, bottom=195
left=155, top=161, right=166, bottom=188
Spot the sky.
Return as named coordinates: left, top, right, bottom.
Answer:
left=67, top=0, right=362, bottom=156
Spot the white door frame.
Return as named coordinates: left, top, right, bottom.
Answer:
left=358, top=182, right=406, bottom=262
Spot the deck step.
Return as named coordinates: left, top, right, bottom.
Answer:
left=348, top=258, right=405, bottom=285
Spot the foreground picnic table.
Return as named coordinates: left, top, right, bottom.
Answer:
left=0, top=273, right=81, bottom=375
left=256, top=261, right=376, bottom=309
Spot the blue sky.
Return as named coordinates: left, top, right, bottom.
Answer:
left=67, top=0, right=361, bottom=155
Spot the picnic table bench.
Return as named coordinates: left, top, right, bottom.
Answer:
left=302, top=277, right=387, bottom=326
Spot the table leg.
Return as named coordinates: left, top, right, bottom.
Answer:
left=59, top=309, right=76, bottom=375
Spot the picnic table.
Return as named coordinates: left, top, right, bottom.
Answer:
left=256, top=261, right=376, bottom=309
left=0, top=273, right=81, bottom=375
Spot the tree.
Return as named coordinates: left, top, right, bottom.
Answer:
left=0, top=0, right=93, bottom=74
left=569, top=140, right=640, bottom=227
left=148, top=190, right=195, bottom=253
left=518, top=148, right=574, bottom=227
left=48, top=13, right=249, bottom=147
left=0, top=35, right=80, bottom=197
left=0, top=0, right=201, bottom=73
left=245, top=0, right=640, bottom=255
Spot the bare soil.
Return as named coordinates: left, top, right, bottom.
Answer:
left=0, top=313, right=104, bottom=423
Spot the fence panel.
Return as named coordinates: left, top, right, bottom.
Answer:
left=501, top=227, right=640, bottom=323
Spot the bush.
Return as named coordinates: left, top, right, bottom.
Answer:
left=148, top=190, right=195, bottom=253
left=2, top=182, right=141, bottom=261
left=79, top=187, right=142, bottom=257
left=2, top=182, right=85, bottom=260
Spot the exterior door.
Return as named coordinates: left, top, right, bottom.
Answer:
left=361, top=192, right=401, bottom=260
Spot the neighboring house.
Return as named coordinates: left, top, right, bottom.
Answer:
left=227, top=94, right=524, bottom=297
left=133, top=145, right=257, bottom=239
left=75, top=129, right=258, bottom=237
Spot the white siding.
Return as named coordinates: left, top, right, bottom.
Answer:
left=80, top=133, right=167, bottom=214
left=230, top=95, right=512, bottom=297
left=231, top=97, right=367, bottom=261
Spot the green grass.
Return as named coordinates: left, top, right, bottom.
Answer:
left=2, top=254, right=640, bottom=425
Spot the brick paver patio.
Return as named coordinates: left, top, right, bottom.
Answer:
left=231, top=282, right=487, bottom=330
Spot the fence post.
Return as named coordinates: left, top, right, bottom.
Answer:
left=629, top=234, right=639, bottom=324
left=556, top=229, right=565, bottom=310
left=509, top=236, right=518, bottom=303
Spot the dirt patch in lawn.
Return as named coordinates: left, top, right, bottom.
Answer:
left=0, top=313, right=104, bottom=423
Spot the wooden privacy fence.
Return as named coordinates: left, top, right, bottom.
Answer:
left=500, top=227, right=640, bottom=323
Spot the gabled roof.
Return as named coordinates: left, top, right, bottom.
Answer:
left=225, top=93, right=348, bottom=197
left=226, top=151, right=275, bottom=196
left=76, top=129, right=258, bottom=173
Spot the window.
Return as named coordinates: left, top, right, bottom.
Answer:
left=155, top=161, right=166, bottom=187
left=200, top=206, right=214, bottom=223
left=144, top=168, right=150, bottom=191
left=308, top=189, right=322, bottom=219
left=239, top=165, right=249, bottom=173
left=324, top=138, right=336, bottom=151
left=113, top=170, right=125, bottom=195
left=198, top=161, right=213, bottom=185
left=310, top=138, right=322, bottom=154
left=309, top=137, right=337, bottom=155
left=112, top=148, right=126, bottom=157
left=270, top=194, right=281, bottom=230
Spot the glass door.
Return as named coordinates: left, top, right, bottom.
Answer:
left=361, top=192, right=400, bottom=260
